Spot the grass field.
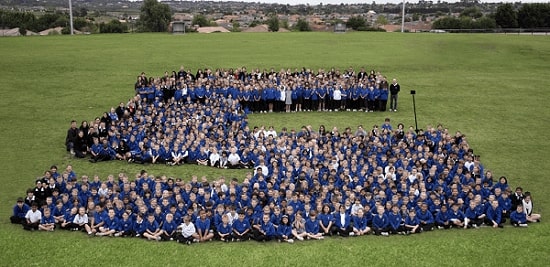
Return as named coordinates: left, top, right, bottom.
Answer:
left=0, top=32, right=549, bottom=266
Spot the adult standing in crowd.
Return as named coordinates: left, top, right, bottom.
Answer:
left=389, top=78, right=400, bottom=112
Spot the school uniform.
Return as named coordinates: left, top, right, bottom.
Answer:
left=333, top=212, right=352, bottom=236
left=277, top=223, right=292, bottom=241
left=177, top=222, right=196, bottom=243
left=23, top=209, right=42, bottom=230
left=352, top=215, right=369, bottom=232
left=255, top=221, right=275, bottom=242
left=11, top=203, right=30, bottom=224
left=217, top=223, right=233, bottom=241
left=161, top=220, right=178, bottom=240
left=510, top=210, right=528, bottom=226
left=388, top=212, right=405, bottom=234
left=416, top=210, right=435, bottom=231
left=372, top=213, right=390, bottom=235
left=232, top=219, right=251, bottom=240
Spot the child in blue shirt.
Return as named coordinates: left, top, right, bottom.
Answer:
left=10, top=197, right=29, bottom=225
left=254, top=213, right=276, bottom=242
left=160, top=213, right=178, bottom=241
left=38, top=208, right=55, bottom=232
left=352, top=209, right=371, bottom=236
left=318, top=204, right=334, bottom=236
left=435, top=205, right=452, bottom=229
left=372, top=206, right=390, bottom=236
left=276, top=215, right=294, bottom=243
left=333, top=205, right=352, bottom=237
left=96, top=209, right=118, bottom=237
left=217, top=214, right=233, bottom=242
left=510, top=204, right=528, bottom=227
left=388, top=205, right=405, bottom=235
left=404, top=209, right=421, bottom=234
left=143, top=213, right=162, bottom=241
left=232, top=210, right=251, bottom=241
left=305, top=211, right=324, bottom=240
left=195, top=209, right=214, bottom=242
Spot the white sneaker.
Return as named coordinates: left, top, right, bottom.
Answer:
left=519, top=223, right=528, bottom=227
left=114, top=233, right=121, bottom=237
left=317, top=236, right=324, bottom=240
left=349, top=232, right=355, bottom=236
left=296, top=236, right=304, bottom=241
left=287, top=239, right=294, bottom=243
left=381, top=232, right=389, bottom=236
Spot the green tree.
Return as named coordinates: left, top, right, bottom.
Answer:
left=192, top=14, right=211, bottom=27
left=138, top=0, right=171, bottom=32
left=232, top=21, right=240, bottom=32
left=266, top=15, right=279, bottom=32
left=346, top=16, right=366, bottom=30
left=460, top=7, right=482, bottom=19
left=100, top=19, right=128, bottom=33
left=375, top=15, right=388, bottom=25
left=518, top=3, right=550, bottom=28
left=293, top=18, right=311, bottom=31
left=495, top=3, right=518, bottom=28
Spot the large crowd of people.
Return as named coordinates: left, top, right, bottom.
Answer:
left=11, top=66, right=540, bottom=243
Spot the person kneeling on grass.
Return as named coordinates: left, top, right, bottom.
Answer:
left=38, top=208, right=55, bottom=232
left=510, top=204, right=528, bottom=227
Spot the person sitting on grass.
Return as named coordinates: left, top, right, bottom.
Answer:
left=232, top=210, right=251, bottom=241
left=292, top=211, right=307, bottom=241
left=352, top=208, right=371, bottom=237
left=195, top=209, right=214, bottom=242
left=404, top=209, right=421, bottom=235
left=449, top=204, right=465, bottom=228
left=485, top=200, right=505, bottom=228
left=38, top=208, right=55, bottom=232
left=304, top=211, right=324, bottom=240
left=333, top=205, right=352, bottom=237
left=254, top=213, right=276, bottom=242
left=217, top=214, right=233, bottom=242
left=372, top=205, right=390, bottom=236
left=510, top=204, right=528, bottom=227
left=143, top=213, right=162, bottom=241
left=96, top=209, right=118, bottom=236
left=177, top=215, right=198, bottom=245
left=417, top=203, right=435, bottom=232
left=388, top=205, right=406, bottom=235
left=464, top=201, right=484, bottom=229
left=276, top=215, right=294, bottom=243
left=318, top=204, right=334, bottom=236
left=160, top=213, right=178, bottom=241
left=115, top=211, right=134, bottom=237
left=10, top=197, right=29, bottom=225
left=522, top=193, right=541, bottom=223
left=23, top=202, right=41, bottom=231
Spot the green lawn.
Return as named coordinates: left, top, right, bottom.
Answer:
left=0, top=32, right=549, bottom=266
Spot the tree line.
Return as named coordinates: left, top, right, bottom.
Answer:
left=433, top=3, right=550, bottom=30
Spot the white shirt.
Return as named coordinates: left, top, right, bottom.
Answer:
left=228, top=153, right=241, bottom=165
left=73, top=213, right=89, bottom=224
left=179, top=222, right=196, bottom=238
left=333, top=89, right=342, bottom=100
left=522, top=199, right=533, bottom=216
left=25, top=209, right=42, bottom=223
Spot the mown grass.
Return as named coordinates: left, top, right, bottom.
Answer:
left=0, top=32, right=549, bottom=266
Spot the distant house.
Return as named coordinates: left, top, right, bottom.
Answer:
left=172, top=21, right=186, bottom=34
left=334, top=23, right=346, bottom=33
left=196, top=26, right=230, bottom=33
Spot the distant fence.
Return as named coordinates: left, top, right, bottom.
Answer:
left=414, top=28, right=550, bottom=35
